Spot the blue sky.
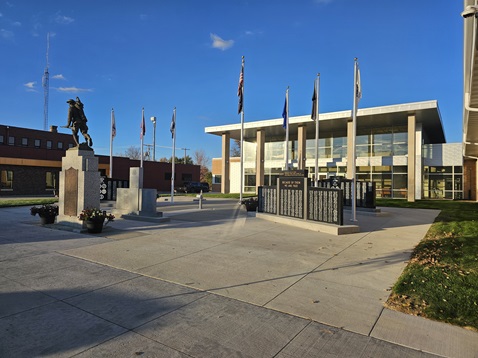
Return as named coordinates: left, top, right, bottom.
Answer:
left=0, top=1, right=463, bottom=165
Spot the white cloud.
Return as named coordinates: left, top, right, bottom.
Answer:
left=55, top=14, right=74, bottom=25
left=52, top=74, right=66, bottom=80
left=210, top=33, right=234, bottom=51
left=24, top=82, right=37, bottom=92
left=1, top=29, right=14, bottom=40
left=314, top=0, right=334, bottom=4
left=57, top=87, right=93, bottom=93
left=13, top=21, right=21, bottom=26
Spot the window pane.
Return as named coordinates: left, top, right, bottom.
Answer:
left=393, top=132, right=407, bottom=143
left=393, top=143, right=407, bottom=155
left=1, top=170, right=13, bottom=189
left=46, top=172, right=56, bottom=189
left=393, top=174, right=407, bottom=190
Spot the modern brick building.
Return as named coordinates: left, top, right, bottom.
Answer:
left=0, top=124, right=200, bottom=196
left=206, top=100, right=471, bottom=200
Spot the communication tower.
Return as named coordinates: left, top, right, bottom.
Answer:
left=42, top=33, right=50, bottom=131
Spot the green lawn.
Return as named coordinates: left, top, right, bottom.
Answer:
left=0, top=198, right=58, bottom=208
left=378, top=199, right=478, bottom=331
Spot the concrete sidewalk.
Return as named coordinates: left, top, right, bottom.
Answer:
left=0, top=199, right=477, bottom=357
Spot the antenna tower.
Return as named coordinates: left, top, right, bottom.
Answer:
left=42, top=33, right=50, bottom=131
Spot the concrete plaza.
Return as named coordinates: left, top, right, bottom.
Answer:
left=0, top=197, right=477, bottom=357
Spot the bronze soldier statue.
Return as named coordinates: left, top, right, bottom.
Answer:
left=63, top=97, right=93, bottom=147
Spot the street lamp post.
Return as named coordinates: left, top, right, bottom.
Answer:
left=150, top=116, right=156, bottom=161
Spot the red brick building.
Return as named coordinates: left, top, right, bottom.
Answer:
left=0, top=124, right=200, bottom=196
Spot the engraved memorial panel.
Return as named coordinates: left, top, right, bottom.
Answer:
left=258, top=186, right=277, bottom=214
left=307, top=187, right=343, bottom=225
left=278, top=178, right=304, bottom=219
left=64, top=167, right=78, bottom=216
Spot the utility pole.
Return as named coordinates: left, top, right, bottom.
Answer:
left=150, top=116, right=156, bottom=161
left=42, top=33, right=50, bottom=131
left=157, top=145, right=189, bottom=163
left=183, top=148, right=189, bottom=164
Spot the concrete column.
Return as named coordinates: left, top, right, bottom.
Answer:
left=475, top=160, right=478, bottom=201
left=256, top=129, right=265, bottom=193
left=415, top=123, right=422, bottom=200
left=298, top=125, right=307, bottom=170
left=221, top=132, right=230, bottom=194
left=346, top=120, right=354, bottom=179
left=407, top=114, right=416, bottom=202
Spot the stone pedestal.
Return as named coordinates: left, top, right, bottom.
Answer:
left=57, top=148, right=100, bottom=228
left=114, top=167, right=159, bottom=217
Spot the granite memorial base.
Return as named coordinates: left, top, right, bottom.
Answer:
left=255, top=212, right=360, bottom=235
left=57, top=147, right=100, bottom=230
left=113, top=168, right=169, bottom=223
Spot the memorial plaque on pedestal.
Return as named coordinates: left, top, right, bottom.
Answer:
left=64, top=167, right=78, bottom=216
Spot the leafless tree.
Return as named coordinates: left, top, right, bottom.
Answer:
left=121, top=146, right=141, bottom=160
left=231, top=139, right=241, bottom=157
left=194, top=149, right=211, bottom=183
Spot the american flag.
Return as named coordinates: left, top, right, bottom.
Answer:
left=170, top=109, right=176, bottom=139
left=356, top=62, right=362, bottom=101
left=140, top=108, right=145, bottom=140
left=311, top=84, right=317, bottom=120
left=282, top=92, right=288, bottom=129
left=111, top=109, right=116, bottom=138
left=237, top=60, right=244, bottom=114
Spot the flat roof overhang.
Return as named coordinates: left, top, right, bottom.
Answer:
left=205, top=100, right=445, bottom=143
left=463, top=0, right=478, bottom=158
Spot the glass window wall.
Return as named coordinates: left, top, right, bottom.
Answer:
left=423, top=166, right=463, bottom=200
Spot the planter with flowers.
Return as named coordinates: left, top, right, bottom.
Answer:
left=241, top=197, right=258, bottom=212
left=30, top=204, right=59, bottom=225
left=79, top=208, right=115, bottom=233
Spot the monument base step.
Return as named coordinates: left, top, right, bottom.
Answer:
left=255, top=212, right=359, bottom=235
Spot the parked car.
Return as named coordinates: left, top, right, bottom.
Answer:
left=175, top=182, right=202, bottom=193
left=200, top=182, right=210, bottom=192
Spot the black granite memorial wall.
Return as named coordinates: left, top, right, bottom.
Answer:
left=307, top=187, right=343, bottom=225
left=318, top=178, right=376, bottom=208
left=258, top=172, right=344, bottom=225
left=258, top=186, right=277, bottom=214
left=278, top=177, right=305, bottom=219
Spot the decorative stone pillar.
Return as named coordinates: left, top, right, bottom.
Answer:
left=114, top=167, right=158, bottom=217
left=57, top=148, right=100, bottom=228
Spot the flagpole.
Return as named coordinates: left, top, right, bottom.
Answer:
left=171, top=107, right=176, bottom=203
left=140, top=107, right=144, bottom=168
left=314, top=74, right=320, bottom=187
left=284, top=86, right=289, bottom=170
left=351, top=58, right=358, bottom=222
left=239, top=56, right=245, bottom=203
left=110, top=108, right=114, bottom=178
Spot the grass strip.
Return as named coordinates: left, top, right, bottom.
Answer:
left=379, top=199, right=478, bottom=331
